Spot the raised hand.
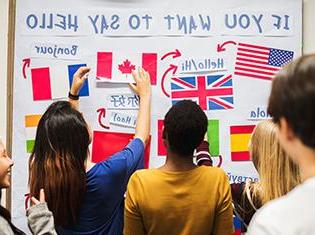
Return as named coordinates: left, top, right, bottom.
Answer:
left=70, top=66, right=91, bottom=96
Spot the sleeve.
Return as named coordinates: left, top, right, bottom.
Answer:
left=195, top=141, right=212, bottom=166
left=246, top=211, right=279, bottom=235
left=26, top=202, right=57, bottom=235
left=124, top=138, right=145, bottom=177
left=213, top=172, right=234, bottom=235
left=124, top=173, right=146, bottom=235
left=104, top=138, right=145, bottom=180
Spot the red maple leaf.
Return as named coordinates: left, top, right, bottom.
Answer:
left=118, top=59, right=136, bottom=74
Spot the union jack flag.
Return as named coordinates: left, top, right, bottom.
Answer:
left=170, top=74, right=234, bottom=110
left=234, top=43, right=294, bottom=81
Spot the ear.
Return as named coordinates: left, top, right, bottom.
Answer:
left=278, top=118, right=295, bottom=142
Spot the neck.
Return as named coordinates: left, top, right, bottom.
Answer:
left=159, top=152, right=196, bottom=172
left=297, top=146, right=315, bottom=181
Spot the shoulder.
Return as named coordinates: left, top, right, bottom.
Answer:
left=130, top=169, right=157, bottom=180
left=0, top=215, right=14, bottom=235
left=198, top=166, right=228, bottom=180
left=250, top=183, right=312, bottom=231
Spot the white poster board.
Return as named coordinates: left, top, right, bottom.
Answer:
left=12, top=0, right=302, bottom=232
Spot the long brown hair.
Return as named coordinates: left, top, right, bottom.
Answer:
left=29, top=101, right=90, bottom=226
left=248, top=120, right=301, bottom=204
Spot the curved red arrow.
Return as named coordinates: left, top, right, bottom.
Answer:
left=217, top=41, right=237, bottom=52
left=161, top=49, right=181, bottom=61
left=161, top=64, right=178, bottom=98
left=97, top=108, right=109, bottom=129
left=22, top=58, right=31, bottom=79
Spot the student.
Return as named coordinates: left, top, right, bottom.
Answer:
left=28, top=67, right=151, bottom=234
left=124, top=100, right=233, bottom=235
left=0, top=138, right=56, bottom=235
left=196, top=120, right=301, bottom=232
left=247, top=54, right=315, bottom=234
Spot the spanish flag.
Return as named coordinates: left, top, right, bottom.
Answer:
left=25, top=114, right=42, bottom=153
left=230, top=125, right=255, bottom=161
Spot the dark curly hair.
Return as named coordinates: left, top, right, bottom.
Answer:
left=163, top=100, right=208, bottom=156
left=268, top=54, right=315, bottom=149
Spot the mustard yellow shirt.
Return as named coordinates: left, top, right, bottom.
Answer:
left=124, top=166, right=233, bottom=235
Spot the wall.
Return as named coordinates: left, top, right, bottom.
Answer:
left=0, top=0, right=314, bottom=208
left=303, top=0, right=315, bottom=53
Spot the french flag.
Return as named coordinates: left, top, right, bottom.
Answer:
left=96, top=52, right=157, bottom=85
left=30, top=63, right=89, bottom=101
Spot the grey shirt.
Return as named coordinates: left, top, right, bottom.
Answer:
left=0, top=202, right=56, bottom=235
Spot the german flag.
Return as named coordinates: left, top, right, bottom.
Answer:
left=230, top=125, right=255, bottom=161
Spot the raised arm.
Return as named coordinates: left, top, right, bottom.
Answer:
left=69, top=66, right=91, bottom=110
left=129, top=68, right=151, bottom=145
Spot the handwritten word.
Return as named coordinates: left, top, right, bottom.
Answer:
left=249, top=107, right=271, bottom=120
left=225, top=14, right=263, bottom=33
left=107, top=94, right=139, bottom=109
left=32, top=44, right=78, bottom=59
left=26, top=13, right=78, bottom=31
left=180, top=58, right=224, bottom=73
left=227, top=172, right=259, bottom=183
left=110, top=112, right=136, bottom=128
left=164, top=14, right=211, bottom=34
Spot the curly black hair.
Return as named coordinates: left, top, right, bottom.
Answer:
left=163, top=100, right=208, bottom=156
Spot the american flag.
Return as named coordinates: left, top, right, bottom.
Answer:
left=170, top=74, right=234, bottom=110
left=234, top=43, right=294, bottom=81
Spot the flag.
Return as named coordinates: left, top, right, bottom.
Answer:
left=96, top=52, right=157, bottom=84
left=68, top=64, right=89, bottom=96
left=91, top=131, right=151, bottom=168
left=233, top=216, right=242, bottom=235
left=157, top=119, right=220, bottom=157
left=234, top=43, right=294, bottom=81
left=30, top=63, right=89, bottom=101
left=230, top=125, right=256, bottom=161
left=25, top=114, right=42, bottom=153
left=207, top=120, right=220, bottom=156
left=171, top=74, right=233, bottom=110
left=157, top=120, right=167, bottom=156
left=31, top=67, right=52, bottom=100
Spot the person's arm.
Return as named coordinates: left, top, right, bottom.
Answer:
left=129, top=68, right=151, bottom=145
left=69, top=66, right=91, bottom=110
left=124, top=173, right=146, bottom=235
left=213, top=172, right=234, bottom=235
left=196, top=133, right=213, bottom=166
left=27, top=189, right=57, bottom=235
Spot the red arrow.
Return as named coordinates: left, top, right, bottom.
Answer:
left=161, top=64, right=178, bottom=98
left=216, top=41, right=237, bottom=52
left=161, top=49, right=181, bottom=60
left=97, top=108, right=109, bottom=129
left=22, top=58, right=31, bottom=79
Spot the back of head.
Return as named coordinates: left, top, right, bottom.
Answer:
left=29, top=101, right=90, bottom=226
left=250, top=120, right=301, bottom=204
left=268, top=54, right=315, bottom=149
left=163, top=100, right=208, bottom=157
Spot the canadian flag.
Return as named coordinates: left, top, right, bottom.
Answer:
left=96, top=52, right=157, bottom=85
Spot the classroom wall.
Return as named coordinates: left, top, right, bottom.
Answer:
left=0, top=0, right=9, bottom=206
left=0, top=0, right=9, bottom=140
left=0, top=0, right=314, bottom=206
left=303, top=0, right=315, bottom=53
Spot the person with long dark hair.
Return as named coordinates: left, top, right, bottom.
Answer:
left=0, top=138, right=56, bottom=234
left=28, top=67, right=151, bottom=234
